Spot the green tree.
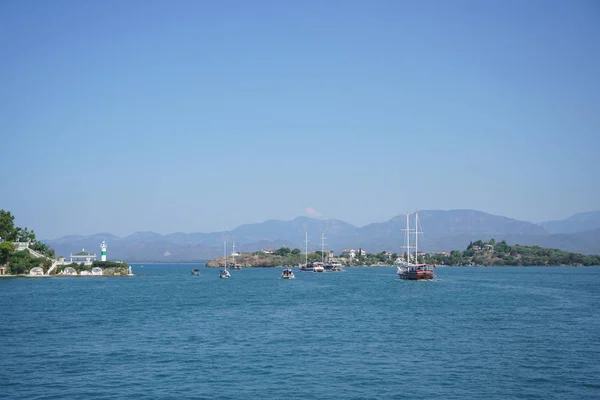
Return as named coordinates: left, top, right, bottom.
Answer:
left=0, top=241, right=15, bottom=266
left=31, top=241, right=55, bottom=258
left=291, top=248, right=301, bottom=255
left=14, top=227, right=36, bottom=242
left=307, top=253, right=322, bottom=262
left=274, top=247, right=291, bottom=256
left=7, top=250, right=41, bottom=275
left=0, top=210, right=16, bottom=241
left=462, top=248, right=475, bottom=257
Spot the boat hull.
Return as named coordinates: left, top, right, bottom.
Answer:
left=398, top=270, right=434, bottom=280
left=219, top=270, right=231, bottom=279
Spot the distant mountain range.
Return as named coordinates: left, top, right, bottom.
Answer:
left=42, top=210, right=600, bottom=262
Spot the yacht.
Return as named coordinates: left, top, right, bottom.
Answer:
left=231, top=242, right=242, bottom=269
left=300, top=263, right=314, bottom=272
left=219, top=269, right=231, bottom=279
left=325, top=261, right=343, bottom=271
left=313, top=262, right=325, bottom=273
left=220, top=241, right=231, bottom=279
left=397, top=212, right=435, bottom=280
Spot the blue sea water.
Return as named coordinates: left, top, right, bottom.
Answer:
left=1, top=265, right=599, bottom=399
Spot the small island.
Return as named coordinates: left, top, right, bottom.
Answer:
left=206, top=247, right=330, bottom=268
left=0, top=209, right=132, bottom=277
left=206, top=240, right=600, bottom=268
left=423, top=239, right=600, bottom=266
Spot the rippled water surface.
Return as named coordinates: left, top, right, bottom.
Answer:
left=1, top=265, right=599, bottom=399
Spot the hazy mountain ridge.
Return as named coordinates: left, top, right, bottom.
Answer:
left=42, top=210, right=600, bottom=262
left=540, top=211, right=600, bottom=234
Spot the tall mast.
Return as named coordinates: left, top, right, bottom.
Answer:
left=305, top=231, right=308, bottom=266
left=405, top=213, right=410, bottom=264
left=321, top=232, right=325, bottom=263
left=415, top=212, right=419, bottom=264
left=224, top=241, right=227, bottom=271
left=232, top=241, right=236, bottom=267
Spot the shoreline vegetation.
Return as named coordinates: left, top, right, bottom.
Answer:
left=205, top=240, right=600, bottom=268
left=1, top=209, right=131, bottom=277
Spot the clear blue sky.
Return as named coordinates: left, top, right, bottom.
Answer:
left=1, top=0, right=599, bottom=239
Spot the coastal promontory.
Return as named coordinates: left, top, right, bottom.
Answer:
left=0, top=209, right=131, bottom=276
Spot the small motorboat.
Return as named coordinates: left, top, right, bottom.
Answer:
left=191, top=269, right=200, bottom=276
left=281, top=268, right=295, bottom=279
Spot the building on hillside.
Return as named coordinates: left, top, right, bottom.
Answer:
left=261, top=249, right=274, bottom=254
left=14, top=242, right=32, bottom=251
left=341, top=249, right=356, bottom=258
left=341, top=249, right=367, bottom=259
left=68, top=249, right=97, bottom=266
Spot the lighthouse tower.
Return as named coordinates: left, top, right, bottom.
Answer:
left=100, top=240, right=107, bottom=262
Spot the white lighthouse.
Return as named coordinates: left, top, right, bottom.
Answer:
left=100, top=240, right=107, bottom=262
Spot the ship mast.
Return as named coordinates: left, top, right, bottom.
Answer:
left=305, top=231, right=308, bottom=267
left=414, top=212, right=421, bottom=264
left=233, top=242, right=236, bottom=268
left=405, top=213, right=410, bottom=265
left=321, top=232, right=326, bottom=264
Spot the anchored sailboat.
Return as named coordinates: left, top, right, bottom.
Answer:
left=220, top=241, right=231, bottom=279
left=232, top=242, right=241, bottom=269
left=313, top=233, right=326, bottom=272
left=300, top=232, right=314, bottom=271
left=397, top=212, right=435, bottom=280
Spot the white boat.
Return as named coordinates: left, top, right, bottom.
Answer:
left=325, top=261, right=343, bottom=271
left=313, top=262, right=325, bottom=273
left=231, top=242, right=241, bottom=269
left=281, top=267, right=295, bottom=279
left=219, top=269, right=231, bottom=279
left=397, top=212, right=435, bottom=280
left=220, top=241, right=231, bottom=279
left=313, top=233, right=327, bottom=272
left=331, top=262, right=343, bottom=272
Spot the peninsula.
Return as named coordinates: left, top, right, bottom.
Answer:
left=206, top=240, right=600, bottom=268
left=423, top=240, right=600, bottom=266
left=0, top=209, right=132, bottom=277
